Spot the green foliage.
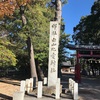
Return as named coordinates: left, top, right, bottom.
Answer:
left=62, top=0, right=68, bottom=5
left=72, top=0, right=100, bottom=45
left=0, top=0, right=69, bottom=74
left=59, top=32, right=70, bottom=64
left=2, top=1, right=54, bottom=69
left=0, top=20, right=17, bottom=67
left=0, top=45, right=17, bottom=67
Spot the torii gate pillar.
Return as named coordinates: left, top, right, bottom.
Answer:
left=75, top=50, right=81, bottom=83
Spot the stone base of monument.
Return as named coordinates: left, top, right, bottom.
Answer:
left=43, top=85, right=62, bottom=95
left=32, top=85, right=62, bottom=95
left=43, top=86, right=56, bottom=95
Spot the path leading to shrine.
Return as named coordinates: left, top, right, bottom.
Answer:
left=62, top=73, right=100, bottom=100
left=79, top=76, right=100, bottom=100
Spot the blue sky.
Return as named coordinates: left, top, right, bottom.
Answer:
left=62, top=0, right=94, bottom=41
left=62, top=0, right=94, bottom=56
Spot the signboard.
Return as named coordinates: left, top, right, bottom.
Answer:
left=76, top=45, right=100, bottom=49
left=48, top=21, right=59, bottom=86
left=67, top=44, right=100, bottom=50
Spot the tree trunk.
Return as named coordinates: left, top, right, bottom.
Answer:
left=55, top=0, right=62, bottom=23
left=35, top=59, right=44, bottom=81
left=20, top=8, right=38, bottom=80
left=55, top=0, right=62, bottom=38
left=26, top=36, right=38, bottom=80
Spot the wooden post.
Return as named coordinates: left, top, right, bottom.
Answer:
left=33, top=77, right=36, bottom=89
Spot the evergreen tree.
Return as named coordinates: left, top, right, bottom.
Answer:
left=72, top=0, right=100, bottom=45
left=0, top=0, right=70, bottom=79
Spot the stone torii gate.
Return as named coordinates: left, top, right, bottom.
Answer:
left=67, top=44, right=100, bottom=83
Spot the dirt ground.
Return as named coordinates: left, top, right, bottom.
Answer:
left=0, top=74, right=100, bottom=100
left=0, top=78, right=20, bottom=100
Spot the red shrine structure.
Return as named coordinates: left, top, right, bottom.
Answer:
left=67, top=44, right=100, bottom=83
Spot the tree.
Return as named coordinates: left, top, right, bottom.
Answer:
left=0, top=0, right=69, bottom=79
left=2, top=0, right=55, bottom=80
left=72, top=0, right=100, bottom=45
left=0, top=0, right=16, bottom=18
left=20, top=1, right=54, bottom=80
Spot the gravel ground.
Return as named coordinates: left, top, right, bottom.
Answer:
left=78, top=76, right=100, bottom=100
left=61, top=73, right=100, bottom=100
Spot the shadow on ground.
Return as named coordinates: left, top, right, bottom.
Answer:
left=79, top=76, right=100, bottom=100
left=61, top=73, right=100, bottom=100
left=0, top=79, right=20, bottom=86
left=0, top=93, right=12, bottom=100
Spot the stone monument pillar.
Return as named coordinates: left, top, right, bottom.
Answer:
left=48, top=21, right=59, bottom=86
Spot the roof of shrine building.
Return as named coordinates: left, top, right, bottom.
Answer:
left=67, top=44, right=100, bottom=50
left=61, top=61, right=72, bottom=67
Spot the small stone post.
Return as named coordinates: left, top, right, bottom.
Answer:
left=20, top=80, right=25, bottom=93
left=74, top=83, right=78, bottom=100
left=55, top=78, right=60, bottom=99
left=30, top=78, right=33, bottom=92
left=43, top=77, right=47, bottom=85
left=37, top=81, right=42, bottom=98
left=72, top=80, right=75, bottom=95
left=13, top=91, right=24, bottom=100
left=25, top=79, right=30, bottom=93
left=69, top=78, right=72, bottom=91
